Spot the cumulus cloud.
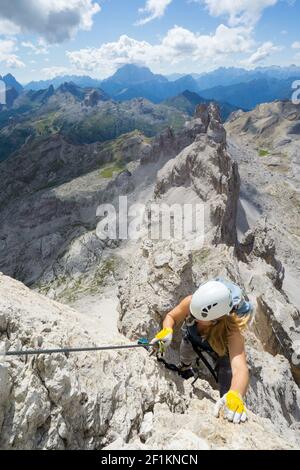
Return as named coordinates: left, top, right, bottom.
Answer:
left=0, top=0, right=100, bottom=43
left=67, top=35, right=153, bottom=76
left=21, top=40, right=49, bottom=55
left=41, top=66, right=71, bottom=78
left=0, top=39, right=25, bottom=68
left=162, top=24, right=253, bottom=59
left=137, top=0, right=173, bottom=25
left=0, top=18, right=21, bottom=35
left=67, top=24, right=254, bottom=77
left=200, top=0, right=278, bottom=26
left=292, top=41, right=300, bottom=49
left=241, top=41, right=281, bottom=66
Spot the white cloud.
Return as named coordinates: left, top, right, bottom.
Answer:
left=162, top=24, right=253, bottom=59
left=67, top=25, right=254, bottom=77
left=0, top=0, right=100, bottom=43
left=0, top=18, right=20, bottom=35
left=0, top=38, right=25, bottom=68
left=241, top=41, right=281, bottom=66
left=200, top=0, right=278, bottom=26
left=21, top=40, right=49, bottom=55
left=292, top=41, right=300, bottom=49
left=41, top=66, right=70, bottom=78
left=67, top=35, right=153, bottom=76
left=137, top=0, right=173, bottom=25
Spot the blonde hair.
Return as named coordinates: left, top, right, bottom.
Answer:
left=205, top=313, right=250, bottom=357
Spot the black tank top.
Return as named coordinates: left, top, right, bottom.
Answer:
left=183, top=322, right=216, bottom=354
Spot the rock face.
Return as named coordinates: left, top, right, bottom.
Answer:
left=226, top=101, right=300, bottom=311
left=0, top=273, right=298, bottom=450
left=119, top=104, right=239, bottom=339
left=246, top=345, right=300, bottom=436
left=0, top=108, right=201, bottom=289
left=118, top=103, right=300, bottom=445
left=106, top=399, right=297, bottom=450
left=0, top=131, right=149, bottom=285
left=0, top=273, right=186, bottom=450
left=0, top=101, right=300, bottom=450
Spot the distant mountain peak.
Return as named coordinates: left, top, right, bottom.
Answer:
left=104, top=64, right=168, bottom=85
left=1, top=73, right=23, bottom=93
left=4, top=73, right=15, bottom=79
left=24, top=75, right=103, bottom=91
left=55, top=81, right=109, bottom=104
left=57, top=81, right=81, bottom=92
left=182, top=89, right=202, bottom=99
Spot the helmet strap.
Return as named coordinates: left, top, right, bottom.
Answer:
left=186, top=314, right=197, bottom=327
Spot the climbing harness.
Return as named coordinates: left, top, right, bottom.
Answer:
left=138, top=338, right=218, bottom=385
left=192, top=346, right=218, bottom=383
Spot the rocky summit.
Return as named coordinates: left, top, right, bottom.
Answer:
left=0, top=102, right=299, bottom=450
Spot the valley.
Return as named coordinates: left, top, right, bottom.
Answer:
left=0, top=64, right=300, bottom=450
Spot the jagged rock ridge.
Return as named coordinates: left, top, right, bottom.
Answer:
left=0, top=102, right=299, bottom=449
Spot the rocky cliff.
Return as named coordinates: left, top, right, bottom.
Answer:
left=118, top=106, right=300, bottom=445
left=226, top=100, right=300, bottom=310
left=0, top=103, right=299, bottom=449
left=0, top=273, right=298, bottom=450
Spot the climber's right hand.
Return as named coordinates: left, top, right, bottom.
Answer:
left=214, top=390, right=247, bottom=424
left=150, top=328, right=173, bottom=355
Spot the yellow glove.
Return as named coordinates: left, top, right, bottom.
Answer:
left=150, top=328, right=173, bottom=355
left=214, top=390, right=247, bottom=424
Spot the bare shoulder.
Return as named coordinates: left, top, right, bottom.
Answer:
left=228, top=329, right=245, bottom=355
left=168, top=295, right=192, bottom=324
left=180, top=295, right=192, bottom=309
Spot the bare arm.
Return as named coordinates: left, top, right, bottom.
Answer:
left=162, top=296, right=192, bottom=330
left=228, top=331, right=249, bottom=397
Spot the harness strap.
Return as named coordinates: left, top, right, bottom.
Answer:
left=185, top=328, right=219, bottom=383
left=156, top=356, right=197, bottom=381
left=194, top=347, right=219, bottom=383
left=156, top=356, right=181, bottom=373
left=139, top=337, right=218, bottom=383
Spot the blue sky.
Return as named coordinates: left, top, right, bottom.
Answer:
left=0, top=0, right=299, bottom=84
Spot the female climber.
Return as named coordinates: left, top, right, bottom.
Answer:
left=151, top=278, right=253, bottom=425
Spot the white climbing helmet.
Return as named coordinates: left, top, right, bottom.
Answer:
left=190, top=280, right=232, bottom=321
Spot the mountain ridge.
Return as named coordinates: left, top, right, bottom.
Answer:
left=200, top=77, right=297, bottom=110
left=4, top=64, right=300, bottom=112
left=0, top=101, right=300, bottom=449
left=21, top=64, right=300, bottom=92
left=163, top=89, right=241, bottom=121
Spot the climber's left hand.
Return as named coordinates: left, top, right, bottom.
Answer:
left=214, top=390, right=248, bottom=424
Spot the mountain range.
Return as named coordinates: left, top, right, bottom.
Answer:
left=25, top=75, right=103, bottom=91
left=0, top=79, right=187, bottom=162
left=3, top=63, right=298, bottom=112
left=1, top=55, right=300, bottom=450
left=163, top=90, right=240, bottom=121
left=194, top=65, right=300, bottom=89
left=0, top=63, right=299, bottom=162
left=200, top=77, right=297, bottom=110
left=1, top=99, right=300, bottom=449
